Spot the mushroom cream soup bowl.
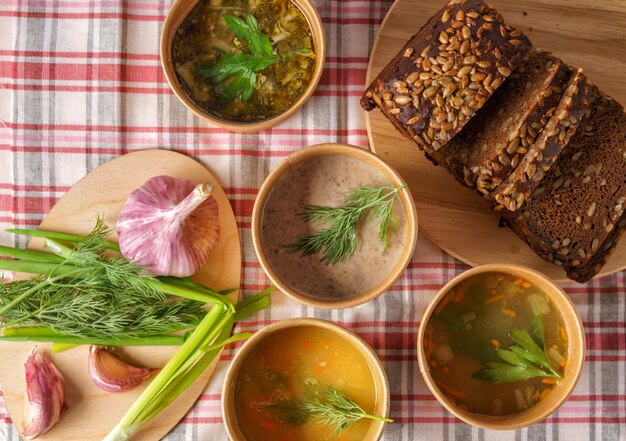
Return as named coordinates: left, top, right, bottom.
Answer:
left=251, top=143, right=418, bottom=309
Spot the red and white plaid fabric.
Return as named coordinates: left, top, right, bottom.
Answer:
left=0, top=0, right=624, bottom=440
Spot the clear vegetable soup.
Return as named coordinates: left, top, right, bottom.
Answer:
left=172, top=0, right=315, bottom=122
left=234, top=326, right=380, bottom=441
left=424, top=272, right=568, bottom=416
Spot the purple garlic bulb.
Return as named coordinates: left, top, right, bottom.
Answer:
left=116, top=175, right=220, bottom=277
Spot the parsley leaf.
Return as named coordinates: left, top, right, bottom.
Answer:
left=509, top=328, right=561, bottom=377
left=197, top=52, right=278, bottom=103
left=475, top=363, right=556, bottom=385
left=474, top=328, right=563, bottom=386
left=196, top=13, right=310, bottom=103
left=197, top=53, right=279, bottom=83
left=220, top=67, right=256, bottom=103
left=223, top=13, right=274, bottom=57
left=494, top=348, right=529, bottom=367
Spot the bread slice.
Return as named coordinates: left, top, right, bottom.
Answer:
left=433, top=51, right=571, bottom=191
left=492, top=68, right=590, bottom=211
left=361, top=0, right=532, bottom=154
left=502, top=86, right=626, bottom=282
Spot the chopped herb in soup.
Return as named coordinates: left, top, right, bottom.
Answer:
left=284, top=184, right=405, bottom=266
left=424, top=272, right=568, bottom=416
left=235, top=326, right=387, bottom=441
left=172, top=0, right=315, bottom=122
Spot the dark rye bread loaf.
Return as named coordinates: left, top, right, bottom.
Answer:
left=492, top=68, right=590, bottom=211
left=502, top=87, right=626, bottom=283
left=433, top=51, right=571, bottom=191
left=361, top=0, right=532, bottom=154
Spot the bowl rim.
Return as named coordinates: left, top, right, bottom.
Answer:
left=416, top=263, right=585, bottom=430
left=159, top=0, right=326, bottom=133
left=221, top=317, right=391, bottom=441
left=251, top=143, right=418, bottom=309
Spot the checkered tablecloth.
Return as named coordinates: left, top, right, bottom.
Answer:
left=0, top=0, right=624, bottom=440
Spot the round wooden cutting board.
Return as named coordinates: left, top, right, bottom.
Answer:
left=365, top=0, right=626, bottom=282
left=0, top=150, right=241, bottom=440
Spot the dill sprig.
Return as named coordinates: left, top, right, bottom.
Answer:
left=284, top=185, right=406, bottom=265
left=263, top=388, right=392, bottom=438
left=0, top=280, right=205, bottom=339
left=0, top=220, right=207, bottom=339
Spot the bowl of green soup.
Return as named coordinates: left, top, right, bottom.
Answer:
left=417, top=264, right=584, bottom=430
left=161, top=0, right=325, bottom=132
left=222, top=318, right=391, bottom=441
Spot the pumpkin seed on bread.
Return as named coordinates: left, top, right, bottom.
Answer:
left=361, top=0, right=532, bottom=154
left=436, top=51, right=571, bottom=191
left=492, top=68, right=591, bottom=212
left=502, top=86, right=626, bottom=282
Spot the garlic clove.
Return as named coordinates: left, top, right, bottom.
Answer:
left=88, top=346, right=159, bottom=393
left=21, top=348, right=66, bottom=440
left=116, top=175, right=220, bottom=277
left=1, top=268, right=14, bottom=283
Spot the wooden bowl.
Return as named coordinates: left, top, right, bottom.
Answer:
left=222, top=318, right=391, bottom=441
left=160, top=0, right=326, bottom=133
left=417, top=264, right=585, bottom=430
left=251, top=143, right=418, bottom=309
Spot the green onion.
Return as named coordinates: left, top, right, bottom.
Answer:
left=104, top=306, right=229, bottom=440
left=0, top=333, right=185, bottom=346
left=0, top=245, right=64, bottom=263
left=6, top=227, right=121, bottom=250
left=104, top=287, right=275, bottom=440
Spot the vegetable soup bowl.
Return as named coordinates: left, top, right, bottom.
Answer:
left=222, top=318, right=391, bottom=441
left=251, top=143, right=418, bottom=309
left=160, top=0, right=326, bottom=133
left=417, top=264, right=585, bottom=430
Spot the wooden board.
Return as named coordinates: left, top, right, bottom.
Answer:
left=0, top=150, right=241, bottom=440
left=365, top=0, right=626, bottom=282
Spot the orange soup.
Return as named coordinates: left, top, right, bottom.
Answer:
left=424, top=272, right=568, bottom=416
left=234, top=326, right=381, bottom=441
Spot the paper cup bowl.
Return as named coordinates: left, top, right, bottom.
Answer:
left=222, top=318, right=391, bottom=440
left=417, top=264, right=585, bottom=430
left=251, top=143, right=418, bottom=309
left=160, top=0, right=326, bottom=133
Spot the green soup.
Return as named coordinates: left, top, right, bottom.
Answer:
left=172, top=0, right=315, bottom=122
